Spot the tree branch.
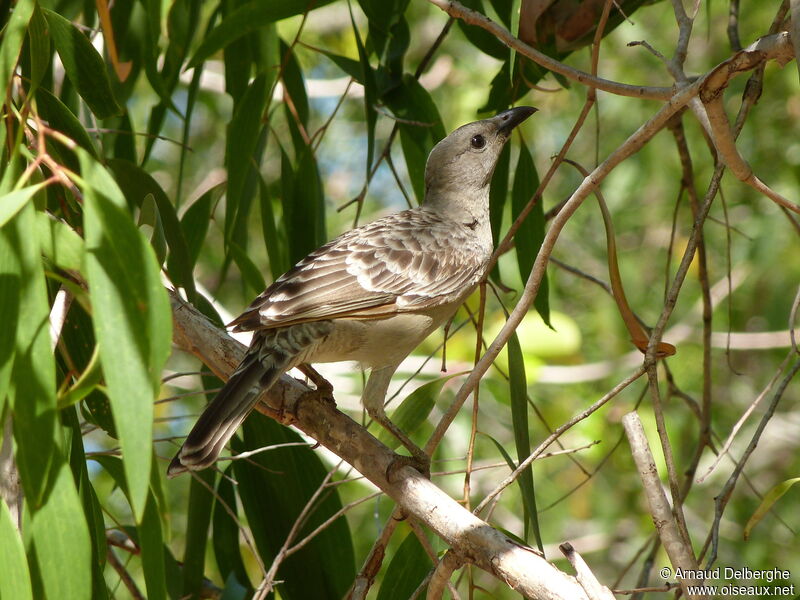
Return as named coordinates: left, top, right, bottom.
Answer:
left=169, top=291, right=591, bottom=600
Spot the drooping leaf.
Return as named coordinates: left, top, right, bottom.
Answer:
left=36, top=212, right=85, bottom=272
left=382, top=75, right=446, bottom=203
left=0, top=0, right=34, bottom=92
left=181, top=469, right=216, bottom=599
left=0, top=182, right=47, bottom=228
left=0, top=498, right=32, bottom=600
left=6, top=202, right=57, bottom=507
left=507, top=332, right=542, bottom=552
left=744, top=477, right=800, bottom=540
left=81, top=152, right=172, bottom=521
left=375, top=531, right=431, bottom=600
left=107, top=158, right=197, bottom=299
left=42, top=8, right=122, bottom=118
left=213, top=467, right=251, bottom=589
left=30, top=459, right=92, bottom=600
left=511, top=142, right=549, bottom=325
left=233, top=415, right=356, bottom=600
left=188, top=0, right=338, bottom=68
left=224, top=74, right=269, bottom=244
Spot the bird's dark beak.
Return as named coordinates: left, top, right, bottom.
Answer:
left=495, top=106, right=537, bottom=137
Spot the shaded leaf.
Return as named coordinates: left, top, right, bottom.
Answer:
left=258, top=174, right=288, bottom=280
left=375, top=531, right=430, bottom=600
left=107, top=158, right=196, bottom=299
left=382, top=75, right=445, bottom=203
left=213, top=467, right=251, bottom=589
left=511, top=142, right=549, bottom=325
left=36, top=212, right=85, bottom=272
left=224, top=74, right=269, bottom=244
left=42, top=8, right=122, bottom=118
left=188, top=0, right=337, bottom=68
left=233, top=415, right=355, bottom=600
left=182, top=469, right=216, bottom=598
left=507, top=332, right=542, bottom=551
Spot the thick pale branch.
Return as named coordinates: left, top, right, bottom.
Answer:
left=169, top=291, right=590, bottom=600
left=622, top=412, right=705, bottom=600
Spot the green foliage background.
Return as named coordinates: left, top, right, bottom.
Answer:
left=1, top=0, right=798, bottom=598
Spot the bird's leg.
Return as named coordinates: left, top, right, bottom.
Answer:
left=363, top=365, right=430, bottom=478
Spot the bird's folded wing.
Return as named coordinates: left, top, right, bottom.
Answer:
left=230, top=209, right=488, bottom=331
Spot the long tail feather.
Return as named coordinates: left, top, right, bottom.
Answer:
left=167, top=350, right=290, bottom=477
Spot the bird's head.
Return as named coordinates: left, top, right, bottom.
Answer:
left=424, top=106, right=537, bottom=203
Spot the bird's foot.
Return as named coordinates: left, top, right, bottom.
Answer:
left=298, top=364, right=335, bottom=404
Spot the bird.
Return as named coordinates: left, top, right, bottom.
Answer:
left=168, top=106, right=537, bottom=477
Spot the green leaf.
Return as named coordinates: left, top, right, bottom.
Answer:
left=107, top=159, right=197, bottom=299
left=213, top=467, right=251, bottom=588
left=350, top=7, right=377, bottom=176
left=489, top=144, right=510, bottom=284
left=378, top=375, right=456, bottom=449
left=139, top=485, right=168, bottom=600
left=0, top=0, right=34, bottom=92
left=258, top=174, right=288, bottom=280
left=507, top=332, right=542, bottom=552
left=81, top=152, right=172, bottom=521
left=188, top=0, right=337, bottom=68
left=34, top=85, right=99, bottom=158
left=0, top=181, right=46, bottom=228
left=511, top=142, right=549, bottom=325
left=30, top=459, right=92, bottom=600
left=6, top=202, right=57, bottom=507
left=382, top=75, right=445, bottom=203
left=224, top=74, right=269, bottom=244
left=180, top=185, right=218, bottom=269
left=42, top=9, right=122, bottom=119
left=457, top=0, right=507, bottom=59
left=233, top=415, right=356, bottom=600
left=182, top=470, right=216, bottom=598
left=228, top=240, right=266, bottom=294
left=26, top=4, right=50, bottom=92
left=375, top=531, right=431, bottom=600
left=283, top=146, right=326, bottom=265
left=36, top=212, right=85, bottom=273
left=57, top=345, right=102, bottom=409
left=0, top=225, right=20, bottom=417
left=744, top=477, right=800, bottom=540
left=138, top=193, right=168, bottom=265
left=0, top=498, right=33, bottom=600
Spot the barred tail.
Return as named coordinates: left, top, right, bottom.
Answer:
left=167, top=348, right=290, bottom=477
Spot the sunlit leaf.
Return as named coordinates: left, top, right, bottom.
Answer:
left=30, top=459, right=92, bottom=600
left=81, top=153, right=172, bottom=521
left=744, top=477, right=800, bottom=540
left=0, top=498, right=32, bottom=600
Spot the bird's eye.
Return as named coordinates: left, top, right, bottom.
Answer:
left=470, top=134, right=486, bottom=149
